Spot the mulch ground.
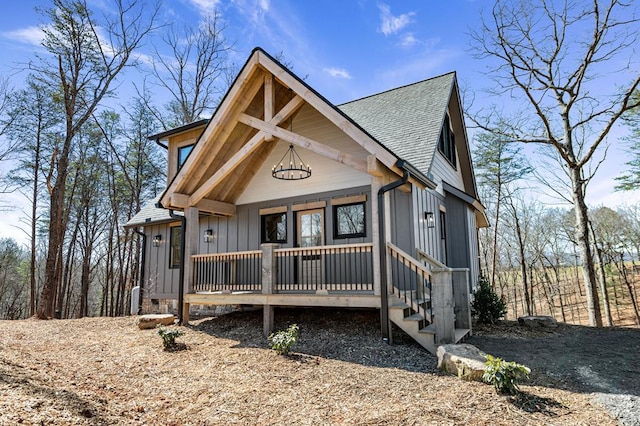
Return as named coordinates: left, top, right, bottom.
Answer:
left=0, top=308, right=621, bottom=425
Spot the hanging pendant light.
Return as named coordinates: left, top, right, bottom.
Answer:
left=272, top=144, right=311, bottom=180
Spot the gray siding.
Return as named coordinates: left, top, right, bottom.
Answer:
left=412, top=185, right=446, bottom=263
left=144, top=222, right=181, bottom=299
left=144, top=186, right=372, bottom=298
left=444, top=194, right=470, bottom=270
left=389, top=189, right=414, bottom=255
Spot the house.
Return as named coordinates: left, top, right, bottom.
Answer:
left=125, top=47, right=488, bottom=355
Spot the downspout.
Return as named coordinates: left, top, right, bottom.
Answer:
left=168, top=209, right=186, bottom=325
left=133, top=228, right=146, bottom=315
left=378, top=161, right=409, bottom=342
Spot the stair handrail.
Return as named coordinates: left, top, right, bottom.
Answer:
left=416, top=248, right=449, bottom=270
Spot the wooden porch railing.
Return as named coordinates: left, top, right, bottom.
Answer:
left=387, top=242, right=433, bottom=319
left=274, top=243, right=374, bottom=292
left=191, top=243, right=374, bottom=293
left=192, top=250, right=262, bottom=292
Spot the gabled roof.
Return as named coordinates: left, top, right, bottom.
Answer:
left=338, top=73, right=455, bottom=181
left=144, top=47, right=482, bottom=223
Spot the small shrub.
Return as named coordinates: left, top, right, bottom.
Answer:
left=157, top=326, right=184, bottom=350
left=472, top=276, right=507, bottom=324
left=482, top=355, right=531, bottom=395
left=268, top=324, right=299, bottom=355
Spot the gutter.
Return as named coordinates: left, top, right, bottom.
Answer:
left=132, top=228, right=147, bottom=315
left=377, top=160, right=411, bottom=342
left=168, top=209, right=186, bottom=325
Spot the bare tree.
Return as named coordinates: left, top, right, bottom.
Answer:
left=32, top=0, right=159, bottom=319
left=148, top=12, right=234, bottom=127
left=470, top=0, right=640, bottom=326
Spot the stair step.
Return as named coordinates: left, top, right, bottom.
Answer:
left=455, top=328, right=471, bottom=343
left=419, top=324, right=436, bottom=334
left=388, top=298, right=410, bottom=309
left=405, top=313, right=425, bottom=322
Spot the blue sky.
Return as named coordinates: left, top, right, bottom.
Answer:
left=0, top=0, right=484, bottom=104
left=0, top=0, right=638, bottom=243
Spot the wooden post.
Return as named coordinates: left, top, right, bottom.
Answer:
left=371, top=176, right=383, bottom=296
left=452, top=268, right=472, bottom=332
left=261, top=243, right=279, bottom=336
left=432, top=268, right=455, bottom=344
left=182, top=206, right=199, bottom=325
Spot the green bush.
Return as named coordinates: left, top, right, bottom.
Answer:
left=157, top=327, right=185, bottom=350
left=482, top=355, right=531, bottom=394
left=471, top=276, right=507, bottom=324
left=268, top=324, right=299, bottom=355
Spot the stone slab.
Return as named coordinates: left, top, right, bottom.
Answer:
left=437, top=343, right=488, bottom=381
left=136, top=314, right=176, bottom=330
left=518, top=315, right=558, bottom=329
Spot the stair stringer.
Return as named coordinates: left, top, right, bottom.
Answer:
left=388, top=301, right=437, bottom=355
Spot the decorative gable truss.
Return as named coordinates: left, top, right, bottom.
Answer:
left=159, top=48, right=430, bottom=216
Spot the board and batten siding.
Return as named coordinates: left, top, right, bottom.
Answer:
left=466, top=205, right=480, bottom=291
left=237, top=104, right=372, bottom=205
left=412, top=185, right=446, bottom=264
left=144, top=222, right=181, bottom=299
left=202, top=186, right=373, bottom=254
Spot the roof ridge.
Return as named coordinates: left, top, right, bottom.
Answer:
left=338, top=71, right=456, bottom=107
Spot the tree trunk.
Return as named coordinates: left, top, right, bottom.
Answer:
left=570, top=167, right=602, bottom=326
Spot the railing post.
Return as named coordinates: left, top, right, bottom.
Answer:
left=452, top=268, right=472, bottom=332
left=432, top=268, right=455, bottom=344
left=261, top=243, right=279, bottom=336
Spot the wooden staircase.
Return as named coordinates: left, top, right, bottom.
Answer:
left=386, top=243, right=472, bottom=355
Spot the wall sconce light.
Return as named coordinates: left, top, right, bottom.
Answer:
left=424, top=212, right=435, bottom=228
left=203, top=229, right=215, bottom=243
left=152, top=235, right=162, bottom=247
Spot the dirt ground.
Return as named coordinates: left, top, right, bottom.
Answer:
left=0, top=308, right=634, bottom=425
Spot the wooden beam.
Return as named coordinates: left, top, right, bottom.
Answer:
left=184, top=292, right=381, bottom=308
left=237, top=113, right=368, bottom=173
left=255, top=50, right=399, bottom=168
left=170, top=193, right=236, bottom=216
left=264, top=75, right=274, bottom=142
left=189, top=131, right=267, bottom=206
left=176, top=67, right=266, bottom=195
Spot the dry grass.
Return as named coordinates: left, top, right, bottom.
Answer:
left=0, top=308, right=616, bottom=425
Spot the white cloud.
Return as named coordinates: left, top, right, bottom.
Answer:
left=258, top=0, right=270, bottom=11
left=324, top=67, right=352, bottom=79
left=187, top=0, right=221, bottom=17
left=2, top=25, right=45, bottom=46
left=378, top=3, right=414, bottom=36
left=399, top=33, right=418, bottom=48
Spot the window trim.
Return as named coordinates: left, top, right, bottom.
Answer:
left=177, top=143, right=195, bottom=170
left=261, top=212, right=288, bottom=243
left=169, top=225, right=182, bottom=269
left=438, top=114, right=457, bottom=169
left=333, top=201, right=366, bottom=239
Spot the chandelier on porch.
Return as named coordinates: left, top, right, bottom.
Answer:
left=272, top=144, right=312, bottom=180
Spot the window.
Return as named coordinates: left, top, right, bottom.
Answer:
left=177, top=144, right=194, bottom=169
left=438, top=114, right=456, bottom=168
left=262, top=213, right=287, bottom=243
left=334, top=202, right=366, bottom=239
left=169, top=226, right=182, bottom=269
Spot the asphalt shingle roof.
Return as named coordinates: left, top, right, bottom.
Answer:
left=125, top=196, right=182, bottom=228
left=338, top=72, right=454, bottom=179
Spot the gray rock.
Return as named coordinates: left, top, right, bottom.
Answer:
left=437, top=343, right=488, bottom=381
left=136, top=314, right=175, bottom=330
left=518, top=315, right=558, bottom=329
